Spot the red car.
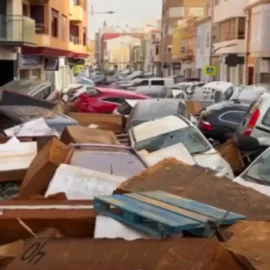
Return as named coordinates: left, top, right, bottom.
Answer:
left=72, top=87, right=149, bottom=113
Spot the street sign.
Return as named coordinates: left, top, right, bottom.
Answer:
left=204, top=65, right=216, bottom=76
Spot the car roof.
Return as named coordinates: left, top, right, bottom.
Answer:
left=0, top=79, right=51, bottom=95
left=203, top=81, right=233, bottom=91
left=0, top=105, right=77, bottom=124
left=132, top=99, right=187, bottom=121
left=97, top=87, right=148, bottom=98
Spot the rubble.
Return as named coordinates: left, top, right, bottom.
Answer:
left=226, top=221, right=270, bottom=269
left=60, top=125, right=120, bottom=145
left=116, top=158, right=270, bottom=220
left=6, top=238, right=244, bottom=270
left=0, top=111, right=268, bottom=269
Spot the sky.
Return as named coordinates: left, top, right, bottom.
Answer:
left=88, top=0, right=162, bottom=38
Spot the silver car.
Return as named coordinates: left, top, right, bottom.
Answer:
left=237, top=91, right=270, bottom=142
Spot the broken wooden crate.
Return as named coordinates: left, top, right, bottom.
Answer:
left=94, top=191, right=245, bottom=237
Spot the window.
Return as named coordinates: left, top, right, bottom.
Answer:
left=243, top=148, right=270, bottom=185
left=219, top=111, right=246, bottom=125
left=262, top=108, right=270, bottom=127
left=61, top=15, right=67, bottom=40
left=102, top=98, right=125, bottom=104
left=117, top=102, right=133, bottom=115
left=51, top=9, right=59, bottom=37
left=151, top=80, right=165, bottom=86
left=238, top=17, right=245, bottom=39
left=224, top=86, right=234, bottom=100
left=134, top=126, right=211, bottom=154
left=189, top=7, right=204, bottom=17
left=83, top=27, right=87, bottom=45
left=137, top=80, right=149, bottom=86
left=33, top=87, right=52, bottom=100
left=168, top=7, right=184, bottom=18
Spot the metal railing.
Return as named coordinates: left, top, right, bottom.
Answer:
left=0, top=15, right=35, bottom=44
left=35, top=23, right=49, bottom=34
left=70, top=35, right=80, bottom=44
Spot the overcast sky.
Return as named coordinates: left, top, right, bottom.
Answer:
left=89, top=0, right=162, bottom=38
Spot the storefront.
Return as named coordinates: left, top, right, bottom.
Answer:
left=19, top=55, right=45, bottom=80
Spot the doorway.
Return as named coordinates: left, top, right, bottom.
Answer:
left=0, top=60, right=15, bottom=86
left=248, top=66, right=254, bottom=85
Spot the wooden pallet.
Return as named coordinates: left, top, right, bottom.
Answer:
left=94, top=191, right=245, bottom=237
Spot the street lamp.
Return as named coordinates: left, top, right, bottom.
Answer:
left=90, top=6, right=115, bottom=16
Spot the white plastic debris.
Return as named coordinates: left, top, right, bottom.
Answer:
left=0, top=137, right=37, bottom=171
left=45, top=164, right=125, bottom=200
left=94, top=216, right=149, bottom=240
left=88, top=124, right=99, bottom=128
left=4, top=118, right=59, bottom=137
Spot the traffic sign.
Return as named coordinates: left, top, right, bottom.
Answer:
left=204, top=65, right=216, bottom=76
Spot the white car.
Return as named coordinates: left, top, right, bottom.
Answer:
left=129, top=115, right=234, bottom=178
left=234, top=147, right=270, bottom=196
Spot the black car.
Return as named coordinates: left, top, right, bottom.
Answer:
left=125, top=98, right=189, bottom=131
left=198, top=103, right=249, bottom=143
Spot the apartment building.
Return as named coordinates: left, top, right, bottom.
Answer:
left=245, top=0, right=270, bottom=84
left=195, top=17, right=211, bottom=81
left=161, top=0, right=208, bottom=76
left=0, top=0, right=36, bottom=86
left=20, top=0, right=88, bottom=89
left=212, top=0, right=248, bottom=84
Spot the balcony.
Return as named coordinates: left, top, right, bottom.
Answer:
left=70, top=1, right=83, bottom=23
left=0, top=15, right=35, bottom=46
left=69, top=35, right=87, bottom=54
left=35, top=23, right=69, bottom=51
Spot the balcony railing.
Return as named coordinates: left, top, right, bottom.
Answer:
left=0, top=15, right=35, bottom=45
left=35, top=23, right=49, bottom=34
left=70, top=35, right=80, bottom=44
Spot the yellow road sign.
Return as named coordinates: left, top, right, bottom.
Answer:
left=204, top=65, right=216, bottom=76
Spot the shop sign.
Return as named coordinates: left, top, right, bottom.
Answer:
left=45, top=58, right=59, bottom=71
left=20, top=55, right=41, bottom=66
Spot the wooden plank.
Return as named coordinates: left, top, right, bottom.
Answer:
left=126, top=193, right=214, bottom=223
left=140, top=191, right=245, bottom=224
left=94, top=195, right=200, bottom=229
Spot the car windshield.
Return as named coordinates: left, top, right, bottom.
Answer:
left=243, top=148, right=270, bottom=186
left=0, top=80, right=45, bottom=95
left=233, top=87, right=265, bottom=104
left=134, top=126, right=211, bottom=154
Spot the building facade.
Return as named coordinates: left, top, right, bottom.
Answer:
left=245, top=0, right=270, bottom=84
left=195, top=17, right=211, bottom=81
left=161, top=0, right=208, bottom=76
left=19, top=0, right=88, bottom=90
left=105, top=35, right=141, bottom=70
left=212, top=0, right=248, bottom=84
left=0, top=0, right=36, bottom=86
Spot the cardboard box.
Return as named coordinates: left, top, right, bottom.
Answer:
left=68, top=113, right=126, bottom=132
left=19, top=138, right=73, bottom=197
left=60, top=126, right=120, bottom=145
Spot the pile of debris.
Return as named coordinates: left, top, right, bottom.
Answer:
left=0, top=114, right=269, bottom=269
